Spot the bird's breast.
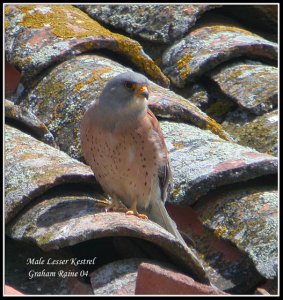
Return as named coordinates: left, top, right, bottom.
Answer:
left=85, top=123, right=162, bottom=209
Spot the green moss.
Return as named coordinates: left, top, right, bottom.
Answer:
left=36, top=231, right=55, bottom=247
left=52, top=98, right=66, bottom=119
left=223, top=222, right=245, bottom=241
left=5, top=183, right=19, bottom=197
left=205, top=100, right=235, bottom=118
left=223, top=112, right=278, bottom=155
left=238, top=121, right=277, bottom=154
left=228, top=69, right=244, bottom=81
left=154, top=57, right=162, bottom=66
left=35, top=78, right=66, bottom=123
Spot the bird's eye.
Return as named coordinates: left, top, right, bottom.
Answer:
left=124, top=81, right=134, bottom=89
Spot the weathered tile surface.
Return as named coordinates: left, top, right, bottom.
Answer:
left=90, top=258, right=144, bottom=295
left=194, top=184, right=278, bottom=280
left=161, top=121, right=277, bottom=205
left=5, top=4, right=169, bottom=88
left=222, top=109, right=278, bottom=156
left=78, top=5, right=219, bottom=44
left=6, top=193, right=209, bottom=284
left=5, top=99, right=56, bottom=147
left=208, top=61, right=278, bottom=116
left=5, top=125, right=95, bottom=223
left=162, top=25, right=278, bottom=87
left=167, top=200, right=265, bottom=293
left=136, top=262, right=228, bottom=295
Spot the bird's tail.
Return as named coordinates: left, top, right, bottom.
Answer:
left=146, top=200, right=187, bottom=248
left=145, top=200, right=209, bottom=284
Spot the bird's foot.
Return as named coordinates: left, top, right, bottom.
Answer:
left=112, top=201, right=129, bottom=212
left=96, top=199, right=112, bottom=208
left=97, top=198, right=128, bottom=212
left=126, top=210, right=148, bottom=220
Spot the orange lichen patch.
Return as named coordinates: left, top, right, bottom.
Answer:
left=214, top=225, right=228, bottom=239
left=87, top=67, right=113, bottom=84
left=20, top=152, right=44, bottom=160
left=81, top=92, right=90, bottom=98
left=19, top=5, right=169, bottom=86
left=4, top=5, right=11, bottom=15
left=38, top=123, right=48, bottom=130
left=177, top=53, right=193, bottom=81
left=83, top=41, right=95, bottom=51
left=172, top=186, right=182, bottom=200
left=20, top=5, right=102, bottom=37
left=172, top=142, right=185, bottom=150
left=150, top=84, right=231, bottom=141
left=116, top=38, right=169, bottom=86
left=74, top=82, right=85, bottom=92
left=206, top=116, right=232, bottom=141
left=73, top=66, right=113, bottom=94
left=177, top=53, right=193, bottom=69
left=53, top=100, right=66, bottom=120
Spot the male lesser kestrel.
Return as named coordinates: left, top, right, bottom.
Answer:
left=80, top=71, right=186, bottom=247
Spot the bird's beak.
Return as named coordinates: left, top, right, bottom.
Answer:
left=135, top=85, right=149, bottom=100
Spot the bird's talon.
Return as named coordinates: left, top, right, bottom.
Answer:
left=126, top=210, right=148, bottom=219
left=126, top=210, right=135, bottom=216
left=137, top=213, right=148, bottom=220
left=96, top=197, right=129, bottom=212
left=96, top=199, right=112, bottom=208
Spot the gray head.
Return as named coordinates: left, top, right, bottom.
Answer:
left=98, top=71, right=149, bottom=119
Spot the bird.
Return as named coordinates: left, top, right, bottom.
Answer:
left=80, top=71, right=187, bottom=247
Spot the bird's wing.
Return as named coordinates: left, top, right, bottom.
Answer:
left=146, top=109, right=172, bottom=202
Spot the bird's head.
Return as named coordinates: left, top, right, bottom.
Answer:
left=98, top=71, right=149, bottom=120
